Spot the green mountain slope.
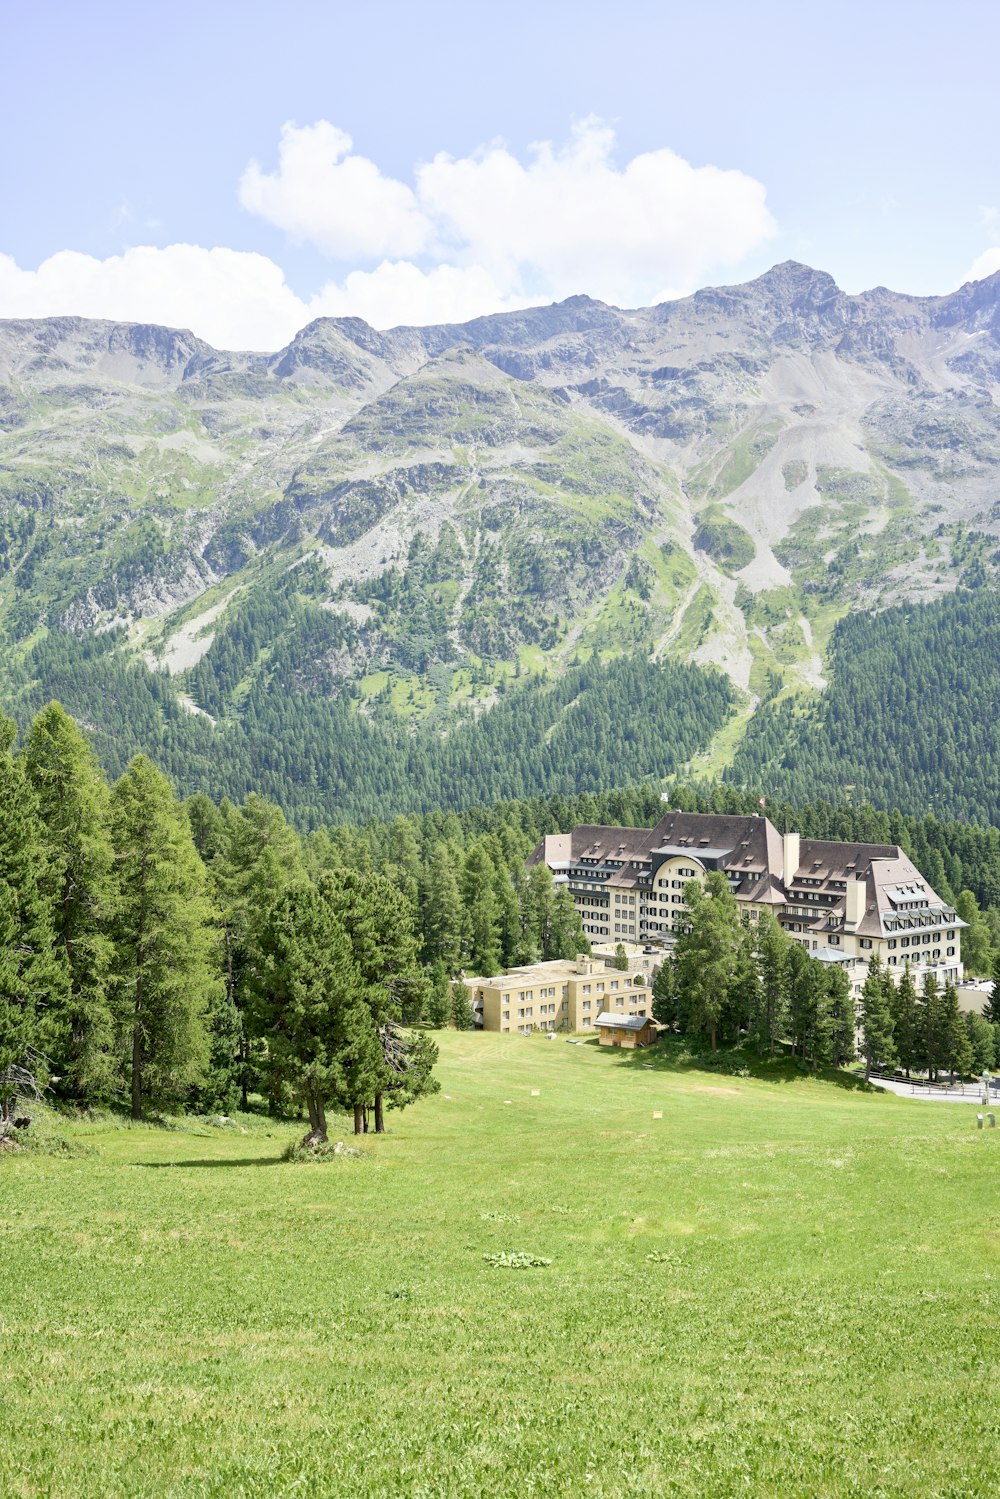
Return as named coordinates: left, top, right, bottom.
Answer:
left=1, top=261, right=999, bottom=821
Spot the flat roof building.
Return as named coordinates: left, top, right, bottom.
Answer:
left=461, top=954, right=654, bottom=1035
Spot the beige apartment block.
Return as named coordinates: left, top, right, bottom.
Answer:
left=528, top=811, right=966, bottom=998
left=462, top=955, right=654, bottom=1036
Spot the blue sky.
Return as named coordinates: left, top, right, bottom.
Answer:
left=1, top=0, right=998, bottom=347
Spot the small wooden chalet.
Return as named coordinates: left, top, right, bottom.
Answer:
left=594, top=1012, right=657, bottom=1049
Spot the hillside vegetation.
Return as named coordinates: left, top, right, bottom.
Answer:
left=2, top=261, right=1000, bottom=822
left=3, top=1032, right=998, bottom=1497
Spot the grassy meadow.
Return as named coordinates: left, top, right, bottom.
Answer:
left=2, top=1032, right=999, bottom=1497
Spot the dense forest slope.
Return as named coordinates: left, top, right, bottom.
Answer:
left=1, top=261, right=999, bottom=822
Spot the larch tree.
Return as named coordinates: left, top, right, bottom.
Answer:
left=21, top=702, right=116, bottom=1103
left=109, top=756, right=219, bottom=1119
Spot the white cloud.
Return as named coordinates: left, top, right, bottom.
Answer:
left=310, top=261, right=527, bottom=329
left=0, top=119, right=779, bottom=346
left=239, top=121, right=430, bottom=260
left=414, top=117, right=775, bottom=307
left=0, top=245, right=312, bottom=350
left=0, top=245, right=529, bottom=350
left=964, top=246, right=1000, bottom=283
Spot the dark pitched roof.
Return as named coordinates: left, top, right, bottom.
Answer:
left=595, top=1012, right=654, bottom=1031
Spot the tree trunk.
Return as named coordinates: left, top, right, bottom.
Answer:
left=353, top=1102, right=365, bottom=1135
left=131, top=1022, right=143, bottom=1119
left=303, top=1086, right=328, bottom=1144
left=374, top=1092, right=385, bottom=1133
left=363, top=1106, right=369, bottom=1133
left=240, top=1035, right=249, bottom=1111
left=710, top=1020, right=717, bottom=1054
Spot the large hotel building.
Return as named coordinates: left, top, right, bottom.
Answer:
left=527, top=810, right=965, bottom=992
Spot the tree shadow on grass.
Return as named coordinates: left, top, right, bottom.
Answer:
left=605, top=1036, right=871, bottom=1092
left=136, top=1156, right=285, bottom=1169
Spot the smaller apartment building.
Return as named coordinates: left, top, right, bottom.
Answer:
left=464, top=956, right=653, bottom=1035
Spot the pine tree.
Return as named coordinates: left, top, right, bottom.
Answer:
left=460, top=842, right=502, bottom=976
left=860, top=954, right=896, bottom=1081
left=251, top=880, right=381, bottom=1141
left=21, top=702, right=116, bottom=1103
left=942, top=982, right=974, bottom=1080
left=920, top=971, right=945, bottom=1082
left=424, top=962, right=452, bottom=1028
left=549, top=886, right=587, bottom=961
left=965, top=1011, right=996, bottom=1075
left=420, top=844, right=463, bottom=971
left=0, top=718, right=67, bottom=1116
left=319, top=869, right=428, bottom=1130
left=751, top=911, right=790, bottom=1054
left=614, top=943, right=629, bottom=971
left=210, top=796, right=305, bottom=1107
left=983, top=949, right=1000, bottom=1028
left=889, top=964, right=918, bottom=1077
left=673, top=873, right=742, bottom=1052
left=651, top=958, right=678, bottom=1028
left=727, top=923, right=761, bottom=1043
left=826, top=965, right=856, bottom=1068
left=450, top=978, right=475, bottom=1030
left=955, top=891, right=991, bottom=976
left=109, top=756, right=220, bottom=1119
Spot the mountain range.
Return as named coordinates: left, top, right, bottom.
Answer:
left=1, top=260, right=998, bottom=823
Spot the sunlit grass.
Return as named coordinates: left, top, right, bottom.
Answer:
left=2, top=1032, right=998, bottom=1496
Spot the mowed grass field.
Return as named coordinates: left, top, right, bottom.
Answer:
left=3, top=1033, right=999, bottom=1498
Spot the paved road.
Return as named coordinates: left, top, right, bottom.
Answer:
left=868, top=1076, right=1000, bottom=1104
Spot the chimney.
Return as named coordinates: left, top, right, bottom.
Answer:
left=782, top=831, right=800, bottom=884
left=845, top=878, right=865, bottom=928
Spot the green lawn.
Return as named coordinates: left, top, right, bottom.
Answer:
left=3, top=1033, right=998, bottom=1497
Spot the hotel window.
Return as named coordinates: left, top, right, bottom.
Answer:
left=860, top=939, right=872, bottom=949
left=611, top=980, right=619, bottom=991
left=947, top=946, right=955, bottom=956
left=502, top=1011, right=509, bottom=1021
left=947, top=930, right=955, bottom=940
left=596, top=983, right=604, bottom=993
left=583, top=1000, right=591, bottom=1011
left=583, top=984, right=591, bottom=995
